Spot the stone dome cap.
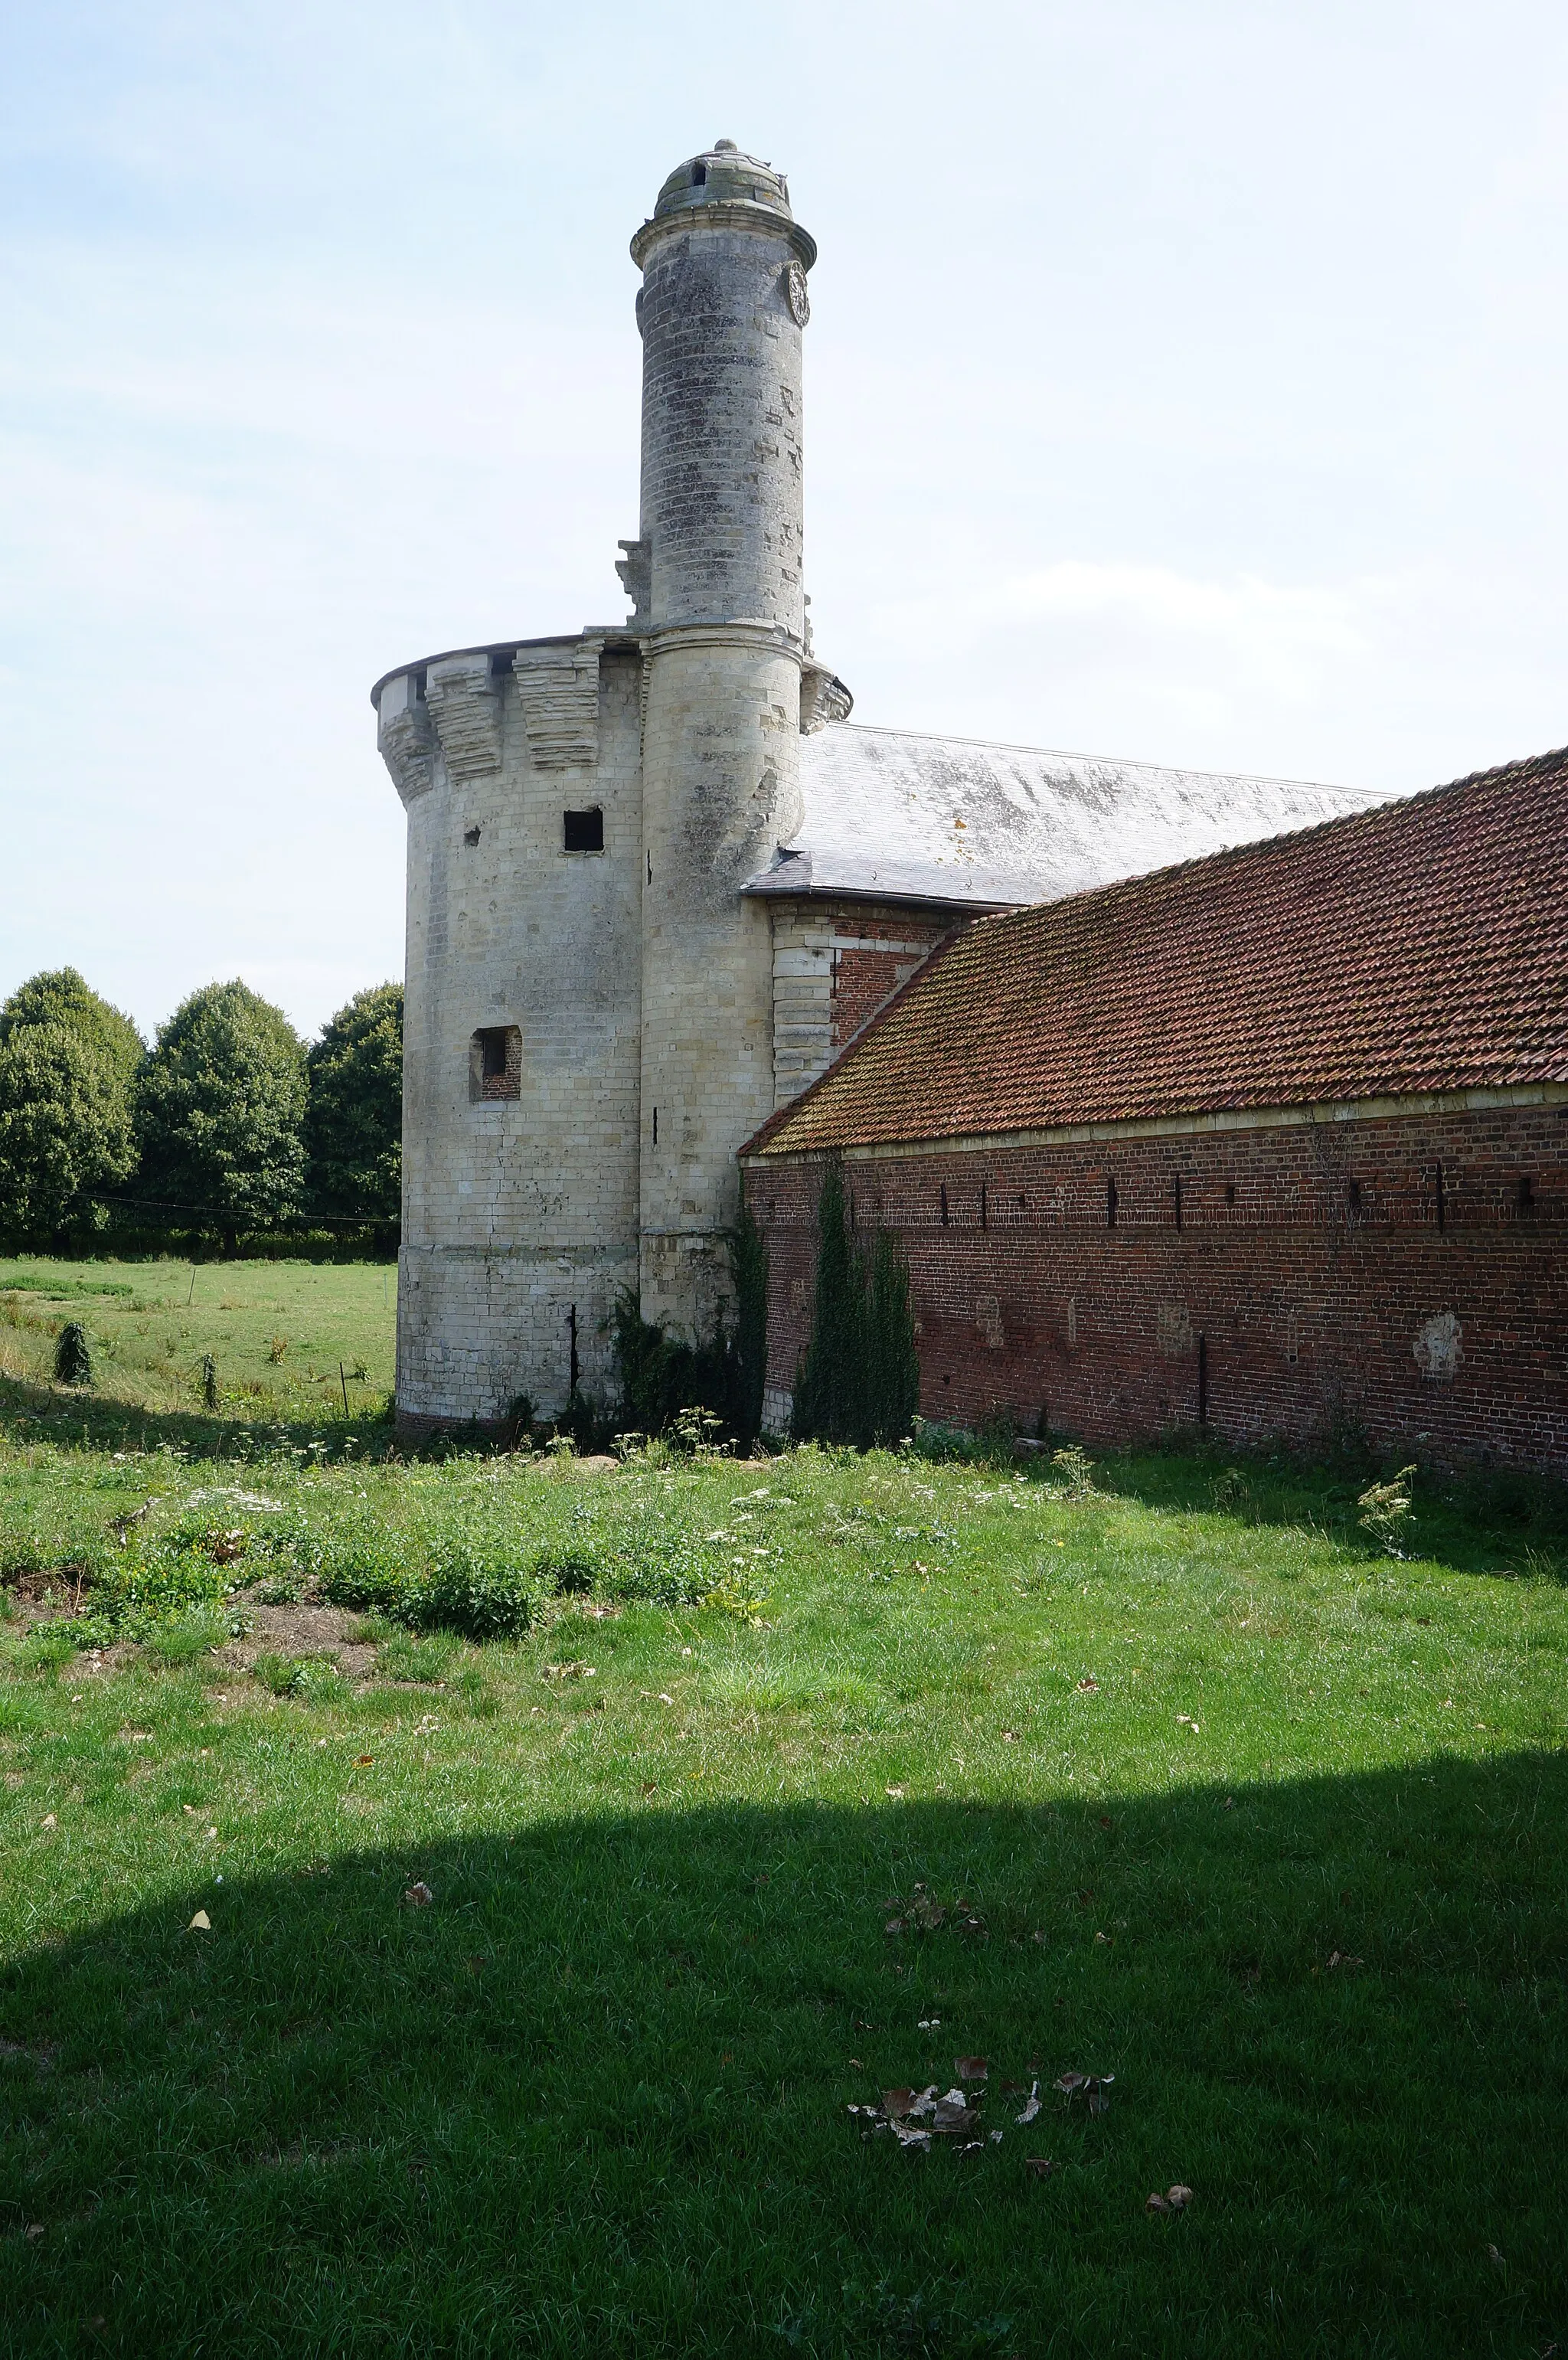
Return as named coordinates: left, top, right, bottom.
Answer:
left=652, top=140, right=794, bottom=223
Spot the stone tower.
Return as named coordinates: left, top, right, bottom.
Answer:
left=374, top=142, right=817, bottom=1433
left=629, top=142, right=816, bottom=1339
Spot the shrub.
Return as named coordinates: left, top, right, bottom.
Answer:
left=54, top=1322, right=93, bottom=1387
left=1358, top=1465, right=1417, bottom=1557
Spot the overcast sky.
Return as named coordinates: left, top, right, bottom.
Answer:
left=3, top=1, right=1566, bottom=1041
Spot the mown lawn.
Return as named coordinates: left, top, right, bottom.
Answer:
left=2, top=1373, right=1566, bottom=2352
left=0, top=1257, right=395, bottom=1427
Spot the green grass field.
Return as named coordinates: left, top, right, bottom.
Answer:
left=2, top=1266, right=1566, bottom=2355
left=0, top=1257, right=395, bottom=1429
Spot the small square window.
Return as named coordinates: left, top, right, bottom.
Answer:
left=563, top=807, right=604, bottom=853
left=470, top=1025, right=521, bottom=1101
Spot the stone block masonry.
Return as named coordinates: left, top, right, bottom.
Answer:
left=394, top=644, right=645, bottom=1428
left=746, top=1100, right=1568, bottom=1471
left=769, top=901, right=959, bottom=1106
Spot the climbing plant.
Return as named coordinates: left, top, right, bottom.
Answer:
left=792, top=1162, right=919, bottom=1450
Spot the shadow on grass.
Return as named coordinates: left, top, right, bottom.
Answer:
left=3, top=1751, right=1566, bottom=2356
left=0, top=1376, right=394, bottom=1466
left=1072, top=1433, right=1568, bottom=1583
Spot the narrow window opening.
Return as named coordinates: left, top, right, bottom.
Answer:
left=1197, top=1334, right=1208, bottom=1426
left=564, top=807, right=604, bottom=853
left=980, top=1182, right=988, bottom=1231
left=1517, top=1174, right=1535, bottom=1214
left=1173, top=1174, right=1183, bottom=1231
left=1016, top=1191, right=1027, bottom=1209
left=470, top=1025, right=521, bottom=1102
left=1106, top=1176, right=1119, bottom=1229
left=1347, top=1177, right=1363, bottom=1218
left=939, top=1183, right=949, bottom=1227
left=652, top=1107, right=658, bottom=1146
left=1224, top=1182, right=1236, bottom=1206
left=691, top=160, right=707, bottom=186
left=646, top=851, right=652, bottom=884
left=567, top=1304, right=580, bottom=1399
left=462, top=825, right=481, bottom=847
left=1435, top=1161, right=1446, bottom=1233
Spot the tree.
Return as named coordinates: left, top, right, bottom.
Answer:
left=304, top=983, right=403, bottom=1221
left=136, top=981, right=307, bottom=1243
left=0, top=969, right=143, bottom=1241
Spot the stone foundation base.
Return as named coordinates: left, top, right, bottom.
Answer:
left=394, top=1405, right=515, bottom=1449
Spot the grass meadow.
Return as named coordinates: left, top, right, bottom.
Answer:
left=2, top=1263, right=1566, bottom=2355
left=0, top=1257, right=395, bottom=1428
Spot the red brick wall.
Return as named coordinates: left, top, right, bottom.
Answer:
left=745, top=1103, right=1568, bottom=1469
left=828, top=914, right=956, bottom=1050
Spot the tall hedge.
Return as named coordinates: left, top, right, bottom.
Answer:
left=792, top=1162, right=920, bottom=1449
left=136, top=981, right=308, bottom=1242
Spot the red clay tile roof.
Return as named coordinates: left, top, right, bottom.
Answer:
left=746, top=744, right=1568, bottom=1156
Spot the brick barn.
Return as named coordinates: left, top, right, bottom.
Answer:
left=741, top=744, right=1568, bottom=1472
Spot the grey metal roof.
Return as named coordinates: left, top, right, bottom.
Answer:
left=759, top=721, right=1395, bottom=911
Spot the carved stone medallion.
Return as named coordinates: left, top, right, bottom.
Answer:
left=785, top=259, right=811, bottom=326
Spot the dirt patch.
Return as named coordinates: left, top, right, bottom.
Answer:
left=215, top=1601, right=378, bottom=1680
left=5, top=1569, right=94, bottom=1623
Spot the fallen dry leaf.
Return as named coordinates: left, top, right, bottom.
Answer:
left=890, top=2121, right=932, bottom=2149
left=1054, top=2070, right=1114, bottom=2115
left=1167, top=2185, right=1194, bottom=2210
left=885, top=1785, right=906, bottom=1799
left=356, top=1755, right=374, bottom=1767
left=1076, top=1675, right=1099, bottom=1692
left=188, top=1911, right=211, bottom=1932
left=932, top=2090, right=980, bottom=2135
left=1146, top=2192, right=1171, bottom=2214
left=882, top=2088, right=916, bottom=2119
left=24, top=2222, right=44, bottom=2241
left=956, top=2054, right=988, bottom=2082
left=41, top=1813, right=56, bottom=1830
left=1327, top=1951, right=1364, bottom=1970
left=1025, top=2156, right=1060, bottom=2179
left=403, top=1881, right=434, bottom=1907
left=641, top=1781, right=658, bottom=1797
left=1014, top=2081, right=1042, bottom=2125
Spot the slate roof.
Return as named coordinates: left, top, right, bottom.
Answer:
left=747, top=744, right=1568, bottom=1156
left=773, top=719, right=1392, bottom=911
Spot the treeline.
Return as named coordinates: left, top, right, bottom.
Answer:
left=0, top=971, right=402, bottom=1257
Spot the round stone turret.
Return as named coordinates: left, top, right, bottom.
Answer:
left=632, top=142, right=816, bottom=1338
left=644, top=140, right=812, bottom=248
